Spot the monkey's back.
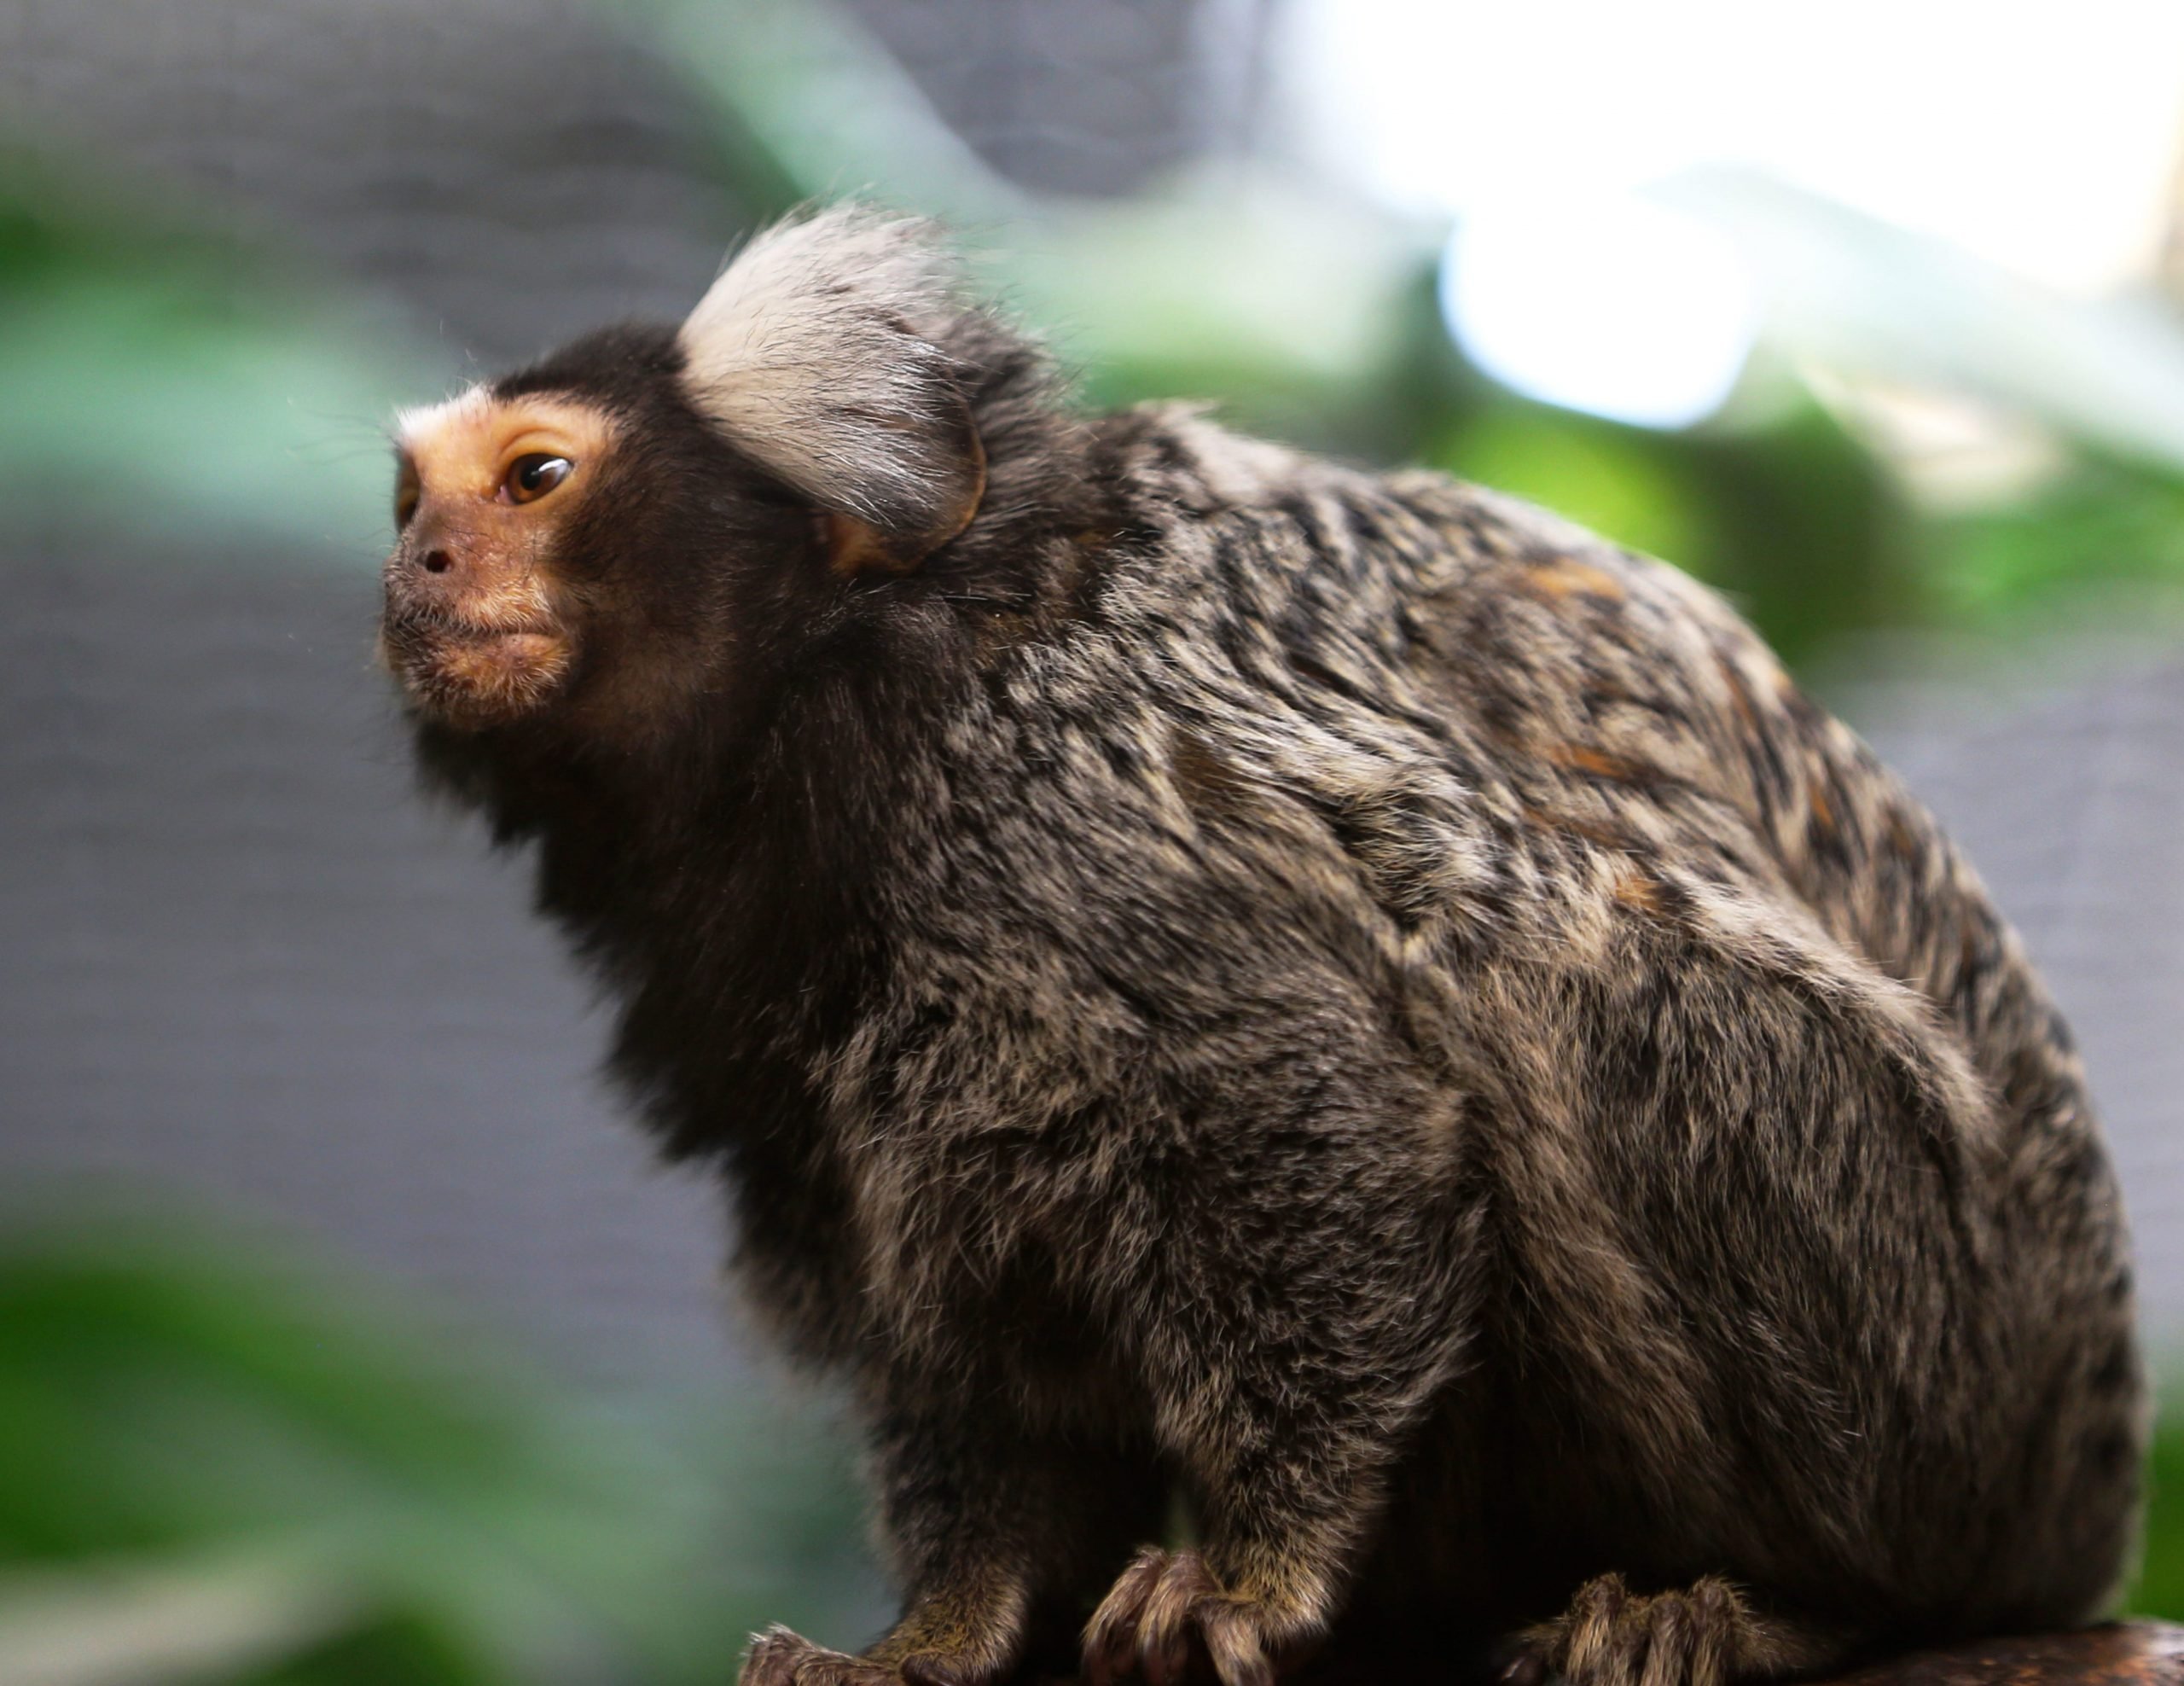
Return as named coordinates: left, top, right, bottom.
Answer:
left=1007, top=413, right=2146, bottom=1636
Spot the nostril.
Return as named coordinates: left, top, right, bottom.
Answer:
left=421, top=549, right=452, bottom=575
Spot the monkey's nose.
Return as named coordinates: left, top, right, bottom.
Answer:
left=399, top=538, right=469, bottom=586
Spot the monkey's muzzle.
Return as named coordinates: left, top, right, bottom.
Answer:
left=380, top=541, right=574, bottom=728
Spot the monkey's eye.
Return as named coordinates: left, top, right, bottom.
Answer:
left=393, top=463, right=421, bottom=530
left=502, top=453, right=573, bottom=504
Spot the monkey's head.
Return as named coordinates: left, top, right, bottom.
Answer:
left=380, top=207, right=1025, bottom=747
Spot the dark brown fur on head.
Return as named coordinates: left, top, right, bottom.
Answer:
left=380, top=206, right=2144, bottom=1686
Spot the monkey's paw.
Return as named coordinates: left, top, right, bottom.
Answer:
left=740, top=1625, right=982, bottom=1686
left=1083, top=1547, right=1321, bottom=1686
left=1500, top=1574, right=1824, bottom=1686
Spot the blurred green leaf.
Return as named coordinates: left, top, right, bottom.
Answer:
left=2127, top=1386, right=2184, bottom=1621
left=0, top=146, right=427, bottom=561
left=0, top=1545, right=367, bottom=1686
left=0, top=1207, right=881, bottom=1684
left=629, top=0, right=1016, bottom=224
left=1924, top=455, right=2184, bottom=630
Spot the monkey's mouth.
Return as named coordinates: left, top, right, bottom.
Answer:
left=380, top=600, right=576, bottom=727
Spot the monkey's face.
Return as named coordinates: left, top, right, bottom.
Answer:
left=381, top=211, right=996, bottom=747
left=380, top=389, right=613, bottom=730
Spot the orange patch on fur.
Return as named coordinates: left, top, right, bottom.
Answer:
left=1546, top=742, right=1647, bottom=782
left=823, top=510, right=916, bottom=576
left=1611, top=869, right=1661, bottom=912
left=1520, top=558, right=1626, bottom=602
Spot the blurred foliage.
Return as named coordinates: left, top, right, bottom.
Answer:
left=2131, top=1389, right=2184, bottom=1622
left=0, top=143, right=425, bottom=561
left=0, top=1212, right=881, bottom=1685
left=1926, top=453, right=2184, bottom=631
left=1658, top=170, right=2184, bottom=477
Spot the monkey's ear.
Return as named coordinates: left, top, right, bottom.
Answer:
left=677, top=206, right=986, bottom=573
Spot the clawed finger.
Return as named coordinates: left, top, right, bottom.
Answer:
left=1083, top=1548, right=1287, bottom=1686
left=1087, top=1548, right=1172, bottom=1686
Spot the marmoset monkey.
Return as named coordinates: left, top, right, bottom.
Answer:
left=380, top=207, right=2144, bottom=1686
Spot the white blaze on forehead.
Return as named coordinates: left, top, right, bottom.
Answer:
left=677, top=205, right=971, bottom=532
left=395, top=384, right=494, bottom=452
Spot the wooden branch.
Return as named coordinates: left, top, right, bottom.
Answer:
left=1825, top=1625, right=2184, bottom=1686
left=1026, top=1624, right=2184, bottom=1686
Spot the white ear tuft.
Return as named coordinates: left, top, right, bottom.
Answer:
left=678, top=205, right=983, bottom=549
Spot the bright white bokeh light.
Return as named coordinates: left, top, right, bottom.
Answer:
left=1440, top=194, right=1761, bottom=429
left=1281, top=0, right=2184, bottom=297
